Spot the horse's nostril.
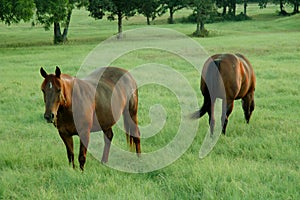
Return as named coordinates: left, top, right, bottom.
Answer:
left=44, top=113, right=54, bottom=122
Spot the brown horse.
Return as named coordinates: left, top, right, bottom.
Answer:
left=40, top=66, right=141, bottom=170
left=192, top=53, right=256, bottom=135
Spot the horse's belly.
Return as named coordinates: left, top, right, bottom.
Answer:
left=91, top=113, right=102, bottom=132
left=57, top=123, right=78, bottom=136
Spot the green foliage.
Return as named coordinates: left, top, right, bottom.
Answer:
left=34, top=0, right=79, bottom=30
left=35, top=0, right=68, bottom=29
left=86, top=0, right=139, bottom=37
left=137, top=0, right=162, bottom=25
left=258, top=0, right=299, bottom=14
left=34, top=0, right=81, bottom=44
left=188, top=0, right=216, bottom=37
left=0, top=0, right=35, bottom=25
left=87, top=0, right=138, bottom=20
left=160, top=0, right=188, bottom=23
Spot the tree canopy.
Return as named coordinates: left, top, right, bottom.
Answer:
left=1, top=0, right=299, bottom=43
left=34, top=0, right=81, bottom=44
left=137, top=0, right=162, bottom=25
left=188, top=0, right=215, bottom=37
left=0, top=0, right=35, bottom=25
left=86, top=0, right=139, bottom=38
left=160, top=0, right=188, bottom=24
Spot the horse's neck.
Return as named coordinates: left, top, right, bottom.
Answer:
left=62, top=76, right=95, bottom=108
left=61, top=75, right=75, bottom=108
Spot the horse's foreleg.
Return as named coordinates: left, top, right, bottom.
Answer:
left=59, top=132, right=75, bottom=168
left=101, top=128, right=114, bottom=164
left=222, top=100, right=234, bottom=135
left=79, top=132, right=90, bottom=171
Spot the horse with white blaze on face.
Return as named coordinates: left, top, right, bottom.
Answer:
left=192, top=53, right=256, bottom=135
left=40, top=66, right=141, bottom=170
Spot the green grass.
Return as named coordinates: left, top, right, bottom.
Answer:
left=1, top=4, right=300, bottom=199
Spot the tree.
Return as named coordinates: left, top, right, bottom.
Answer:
left=290, top=0, right=299, bottom=13
left=87, top=0, right=138, bottom=38
left=243, top=0, right=248, bottom=16
left=160, top=0, right=187, bottom=24
left=34, top=0, right=80, bottom=44
left=258, top=0, right=297, bottom=15
left=0, top=0, right=35, bottom=25
left=216, top=0, right=241, bottom=17
left=138, top=0, right=161, bottom=25
left=188, top=0, right=215, bottom=37
left=216, top=0, right=230, bottom=15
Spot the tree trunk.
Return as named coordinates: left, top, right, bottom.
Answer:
left=222, top=5, right=227, bottom=16
left=194, top=9, right=202, bottom=37
left=54, top=22, right=63, bottom=44
left=280, top=0, right=284, bottom=13
left=147, top=16, right=150, bottom=25
left=232, top=0, right=236, bottom=17
left=62, top=9, right=72, bottom=42
left=117, top=10, right=123, bottom=39
left=228, top=0, right=236, bottom=17
left=244, top=0, right=247, bottom=16
left=169, top=7, right=174, bottom=24
left=293, top=0, right=299, bottom=14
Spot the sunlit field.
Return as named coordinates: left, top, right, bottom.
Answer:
left=0, top=4, right=299, bottom=199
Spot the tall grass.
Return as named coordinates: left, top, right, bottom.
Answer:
left=0, top=4, right=299, bottom=199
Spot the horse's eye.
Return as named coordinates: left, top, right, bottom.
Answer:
left=57, top=89, right=61, bottom=93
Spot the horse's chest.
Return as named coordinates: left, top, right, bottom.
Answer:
left=56, top=111, right=77, bottom=135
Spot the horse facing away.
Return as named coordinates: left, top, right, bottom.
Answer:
left=40, top=66, right=141, bottom=170
left=192, top=53, right=256, bottom=135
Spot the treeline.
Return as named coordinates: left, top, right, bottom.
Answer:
left=0, top=0, right=299, bottom=43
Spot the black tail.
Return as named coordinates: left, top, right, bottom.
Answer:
left=190, top=101, right=209, bottom=119
left=190, top=109, right=203, bottom=119
left=191, top=59, right=219, bottom=120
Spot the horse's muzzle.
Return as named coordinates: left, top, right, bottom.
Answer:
left=44, top=113, right=54, bottom=123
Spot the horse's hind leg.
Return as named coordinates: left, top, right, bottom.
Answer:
left=242, top=92, right=255, bottom=123
left=221, top=99, right=234, bottom=135
left=101, top=128, right=114, bottom=164
left=208, top=98, right=216, bottom=136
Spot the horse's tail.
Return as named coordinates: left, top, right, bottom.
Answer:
left=190, top=105, right=206, bottom=119
left=123, top=95, right=141, bottom=154
left=191, top=59, right=221, bottom=120
left=124, top=112, right=134, bottom=149
left=190, top=99, right=211, bottom=119
left=124, top=115, right=141, bottom=153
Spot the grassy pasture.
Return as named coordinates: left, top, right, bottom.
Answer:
left=0, top=4, right=300, bottom=199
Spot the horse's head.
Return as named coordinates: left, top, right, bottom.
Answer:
left=40, top=67, right=65, bottom=124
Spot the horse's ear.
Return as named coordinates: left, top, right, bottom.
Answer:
left=40, top=67, right=48, bottom=78
left=55, top=66, right=61, bottom=78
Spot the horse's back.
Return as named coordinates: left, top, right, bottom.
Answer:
left=84, top=67, right=138, bottom=130
left=84, top=67, right=131, bottom=84
left=235, top=53, right=256, bottom=92
left=201, top=53, right=255, bottom=100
